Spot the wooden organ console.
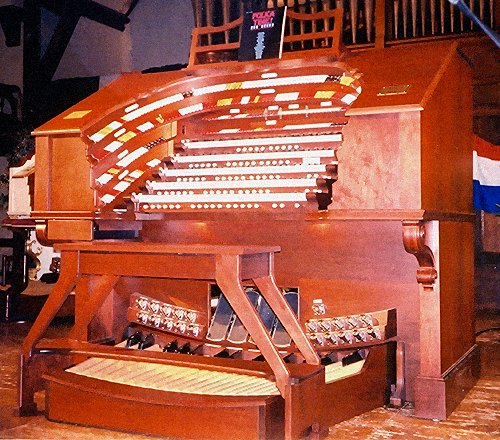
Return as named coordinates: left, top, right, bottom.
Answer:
left=16, top=10, right=478, bottom=439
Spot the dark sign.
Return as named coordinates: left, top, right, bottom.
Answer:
left=238, top=7, right=286, bottom=61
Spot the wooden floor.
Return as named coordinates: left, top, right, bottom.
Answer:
left=0, top=312, right=498, bottom=440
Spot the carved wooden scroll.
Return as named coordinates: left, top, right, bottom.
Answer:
left=402, top=221, right=437, bottom=292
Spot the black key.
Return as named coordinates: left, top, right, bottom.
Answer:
left=163, top=340, right=178, bottom=352
left=341, top=350, right=364, bottom=366
left=179, top=343, right=191, bottom=354
left=321, top=355, right=335, bottom=365
left=214, top=349, right=230, bottom=358
left=138, top=333, right=155, bottom=350
left=126, top=331, right=143, bottom=347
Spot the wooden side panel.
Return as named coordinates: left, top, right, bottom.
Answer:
left=412, top=219, right=477, bottom=419
left=420, top=50, right=473, bottom=213
left=33, top=134, right=94, bottom=214
left=46, top=219, right=93, bottom=241
left=286, top=370, right=327, bottom=439
left=50, top=136, right=94, bottom=211
left=341, top=42, right=472, bottom=214
left=322, top=344, right=394, bottom=425
left=439, top=221, right=475, bottom=373
left=336, top=111, right=422, bottom=210
left=414, top=345, right=479, bottom=420
left=33, top=135, right=50, bottom=212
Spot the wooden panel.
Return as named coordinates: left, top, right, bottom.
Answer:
left=438, top=221, right=475, bottom=373
left=241, top=253, right=271, bottom=280
left=79, top=252, right=217, bottom=279
left=337, top=111, right=422, bottom=210
left=481, top=213, right=500, bottom=253
left=142, top=218, right=418, bottom=286
left=46, top=219, right=93, bottom=241
left=420, top=48, right=473, bottom=213
left=33, top=135, right=50, bottom=212
left=286, top=366, right=326, bottom=439
left=346, top=42, right=460, bottom=110
left=414, top=345, right=480, bottom=420
left=119, top=277, right=210, bottom=313
left=55, top=241, right=280, bottom=255
left=322, top=344, right=394, bottom=425
left=48, top=136, right=94, bottom=212
left=45, top=371, right=284, bottom=440
left=342, top=42, right=473, bottom=214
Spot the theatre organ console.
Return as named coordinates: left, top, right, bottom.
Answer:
left=16, top=10, right=478, bottom=439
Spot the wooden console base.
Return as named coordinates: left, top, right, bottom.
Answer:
left=324, top=343, right=394, bottom=425
left=43, top=343, right=395, bottom=439
left=414, top=344, right=480, bottom=420
left=45, top=370, right=285, bottom=440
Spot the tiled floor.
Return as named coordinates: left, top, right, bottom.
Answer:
left=0, top=314, right=498, bottom=439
